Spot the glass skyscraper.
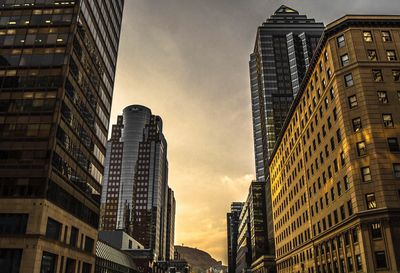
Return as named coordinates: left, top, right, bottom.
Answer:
left=248, top=6, right=324, bottom=272
left=250, top=5, right=324, bottom=181
left=101, top=105, right=174, bottom=262
left=0, top=1, right=124, bottom=272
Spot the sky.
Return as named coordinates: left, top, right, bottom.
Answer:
left=112, top=0, right=400, bottom=264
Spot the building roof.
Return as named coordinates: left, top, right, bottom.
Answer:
left=274, top=5, right=299, bottom=15
left=96, top=240, right=139, bottom=270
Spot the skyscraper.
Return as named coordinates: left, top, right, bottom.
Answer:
left=269, top=15, right=400, bottom=273
left=227, top=202, right=244, bottom=273
left=248, top=7, right=324, bottom=272
left=166, top=187, right=176, bottom=261
left=250, top=5, right=324, bottom=181
left=100, top=105, right=173, bottom=261
left=0, top=1, right=124, bottom=273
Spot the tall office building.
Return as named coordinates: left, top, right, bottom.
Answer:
left=227, top=202, right=244, bottom=273
left=248, top=7, right=324, bottom=272
left=166, top=187, right=176, bottom=261
left=100, top=105, right=173, bottom=261
left=236, top=201, right=252, bottom=273
left=0, top=1, right=124, bottom=273
left=250, top=4, right=324, bottom=182
left=269, top=15, right=400, bottom=273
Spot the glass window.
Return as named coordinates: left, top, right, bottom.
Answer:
left=375, top=251, right=387, bottom=269
left=371, top=223, right=382, bottom=239
left=82, top=263, right=92, bottom=273
left=394, top=163, right=400, bottom=178
left=357, top=141, right=367, bottom=156
left=45, top=218, right=62, bottom=241
left=347, top=200, right=353, bottom=215
left=388, top=138, right=399, bottom=152
left=0, top=214, right=28, bottom=234
left=341, top=54, right=349, bottom=66
left=387, top=50, right=397, bottom=61
left=393, top=70, right=400, bottom=81
left=367, top=49, right=377, bottom=61
left=363, top=31, right=373, bottom=42
left=382, top=31, right=392, bottom=42
left=373, top=69, right=383, bottom=82
left=366, top=193, right=377, bottom=209
left=337, top=35, right=345, bottom=47
left=348, top=257, right=354, bottom=272
left=377, top=91, right=388, bottom=103
left=352, top=117, right=362, bottom=132
left=361, top=167, right=372, bottom=182
left=40, top=252, right=57, bottom=273
left=382, top=114, right=394, bottom=127
left=344, top=73, right=354, bottom=86
left=65, top=258, right=76, bottom=273
left=356, top=255, right=362, bottom=270
left=84, top=236, right=94, bottom=253
left=348, top=95, right=358, bottom=109
left=344, top=176, right=349, bottom=191
left=69, top=227, right=79, bottom=247
left=0, top=249, right=22, bottom=273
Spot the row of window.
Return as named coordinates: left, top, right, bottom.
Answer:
left=337, top=30, right=394, bottom=49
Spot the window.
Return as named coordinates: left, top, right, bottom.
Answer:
left=344, top=73, right=354, bottom=86
left=0, top=214, right=28, bottom=234
left=361, top=167, right=372, bottom=182
left=394, top=163, right=400, bottom=178
left=84, top=236, right=94, bottom=253
left=371, top=223, right=382, bottom=239
left=373, top=69, right=383, bottom=82
left=382, top=31, right=392, bottom=42
left=82, top=263, right=92, bottom=273
left=367, top=49, right=377, bottom=61
left=340, top=205, right=346, bottom=220
left=341, top=54, right=349, bottom=66
left=45, top=218, right=62, bottom=241
left=375, top=251, right=387, bottom=269
left=340, top=152, right=346, bottom=166
left=336, top=129, right=342, bottom=142
left=344, top=175, right=349, bottom=191
left=393, top=70, right=400, bottom=81
left=0, top=249, right=22, bottom=273
left=356, top=255, right=362, bottom=271
left=70, top=227, right=79, bottom=247
left=348, top=257, right=354, bottom=272
left=352, top=117, right=362, bottom=132
left=388, top=138, right=399, bottom=152
left=366, top=193, right=377, bottom=209
left=387, top=50, right=397, bottom=61
left=363, top=31, right=373, bottom=42
left=353, top=228, right=359, bottom=243
left=348, top=95, right=358, bottom=109
left=357, top=141, right=367, bottom=156
left=337, top=35, right=345, bottom=47
left=347, top=200, right=353, bottom=216
left=40, top=252, right=57, bottom=273
left=377, top=91, right=388, bottom=103
left=382, top=114, right=394, bottom=127
left=65, top=258, right=76, bottom=273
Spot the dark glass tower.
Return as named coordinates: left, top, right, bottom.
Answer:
left=227, top=202, right=244, bottom=273
left=250, top=5, right=324, bottom=181
left=100, top=105, right=173, bottom=261
left=248, top=6, right=324, bottom=272
left=0, top=0, right=124, bottom=272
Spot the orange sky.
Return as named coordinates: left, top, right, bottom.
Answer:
left=111, top=0, right=399, bottom=264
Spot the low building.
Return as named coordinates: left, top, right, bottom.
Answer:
left=99, top=230, right=144, bottom=251
left=157, top=260, right=191, bottom=273
left=95, top=240, right=139, bottom=273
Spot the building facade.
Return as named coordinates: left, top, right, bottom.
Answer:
left=248, top=7, right=324, bottom=272
left=250, top=5, right=324, bottom=181
left=100, top=105, right=174, bottom=261
left=95, top=240, right=139, bottom=273
left=269, top=15, right=400, bottom=273
left=236, top=200, right=252, bottom=273
left=166, top=188, right=176, bottom=261
left=227, top=202, right=244, bottom=273
left=0, top=1, right=124, bottom=272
